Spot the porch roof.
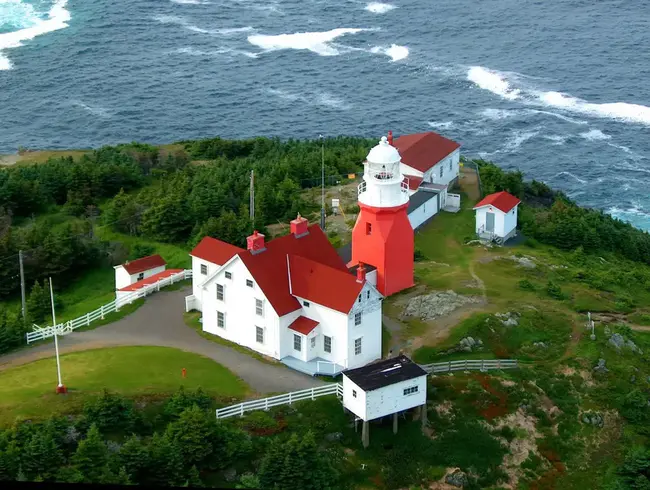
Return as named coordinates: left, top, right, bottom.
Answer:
left=288, top=316, right=320, bottom=335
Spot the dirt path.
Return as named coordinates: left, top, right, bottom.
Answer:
left=0, top=287, right=324, bottom=395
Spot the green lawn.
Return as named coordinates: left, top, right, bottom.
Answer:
left=0, top=346, right=249, bottom=425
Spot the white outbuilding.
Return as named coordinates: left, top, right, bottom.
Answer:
left=342, top=354, right=428, bottom=447
left=114, top=254, right=167, bottom=290
left=473, top=191, right=521, bottom=244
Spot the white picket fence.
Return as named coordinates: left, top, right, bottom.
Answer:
left=216, top=383, right=343, bottom=419
left=215, top=358, right=519, bottom=419
left=25, top=269, right=192, bottom=344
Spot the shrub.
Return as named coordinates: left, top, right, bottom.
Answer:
left=82, top=390, right=135, bottom=432
left=164, top=387, right=212, bottom=419
left=524, top=238, right=539, bottom=248
left=546, top=281, right=565, bottom=300
left=414, top=247, right=426, bottom=262
left=128, top=243, right=155, bottom=261
left=518, top=279, right=536, bottom=291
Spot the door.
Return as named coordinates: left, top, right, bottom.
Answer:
left=486, top=212, right=495, bottom=232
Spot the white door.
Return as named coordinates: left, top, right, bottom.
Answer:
left=486, top=212, right=495, bottom=232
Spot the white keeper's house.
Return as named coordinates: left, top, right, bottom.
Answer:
left=185, top=214, right=383, bottom=376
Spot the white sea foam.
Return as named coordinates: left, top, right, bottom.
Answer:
left=171, top=0, right=210, bottom=4
left=579, top=129, right=611, bottom=141
left=248, top=28, right=369, bottom=56
left=365, top=2, right=396, bottom=14
left=467, top=66, right=521, bottom=100
left=154, top=15, right=252, bottom=36
left=501, top=129, right=539, bottom=152
left=369, top=44, right=408, bottom=61
left=552, top=171, right=587, bottom=184
left=266, top=88, right=350, bottom=110
left=72, top=101, right=110, bottom=118
left=428, top=121, right=455, bottom=130
left=0, top=0, right=71, bottom=70
left=480, top=108, right=522, bottom=120
left=526, top=109, right=588, bottom=125
left=175, top=46, right=258, bottom=58
left=543, top=135, right=569, bottom=145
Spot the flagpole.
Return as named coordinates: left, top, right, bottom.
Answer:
left=49, top=277, right=66, bottom=394
left=320, top=134, right=325, bottom=230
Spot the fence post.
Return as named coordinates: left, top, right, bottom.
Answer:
left=311, top=388, right=315, bottom=401
left=289, top=392, right=293, bottom=405
left=497, top=359, right=501, bottom=369
left=157, top=281, right=160, bottom=292
left=100, top=305, right=104, bottom=320
left=240, top=404, right=244, bottom=417
left=265, top=398, right=269, bottom=411
left=171, top=275, right=175, bottom=285
left=448, top=361, right=451, bottom=373
left=86, top=313, right=90, bottom=326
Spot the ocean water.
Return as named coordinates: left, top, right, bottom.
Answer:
left=1, top=0, right=649, bottom=228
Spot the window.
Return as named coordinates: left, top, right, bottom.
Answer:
left=324, top=335, right=332, bottom=353
left=354, top=337, right=362, bottom=355
left=449, top=159, right=452, bottom=171
left=217, top=311, right=225, bottom=328
left=256, top=326, right=264, bottom=344
left=367, top=290, right=370, bottom=299
left=255, top=298, right=264, bottom=316
left=352, top=390, right=357, bottom=398
left=216, top=284, right=224, bottom=301
left=403, top=386, right=419, bottom=396
left=355, top=312, right=362, bottom=326
left=137, top=272, right=144, bottom=281
left=294, top=334, right=302, bottom=351
left=200, top=264, right=207, bottom=275
left=365, top=222, right=372, bottom=235
left=311, top=337, right=316, bottom=348
left=246, top=279, right=254, bottom=288
left=439, top=166, right=444, bottom=178
left=303, top=300, right=310, bottom=307
left=358, top=294, right=361, bottom=303
left=225, top=271, right=232, bottom=280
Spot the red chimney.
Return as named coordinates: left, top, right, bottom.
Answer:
left=290, top=213, right=309, bottom=237
left=387, top=131, right=393, bottom=146
left=356, top=262, right=366, bottom=283
left=247, top=230, right=266, bottom=254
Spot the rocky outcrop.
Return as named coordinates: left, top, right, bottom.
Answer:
left=496, top=311, right=520, bottom=327
left=581, top=411, right=604, bottom=428
left=608, top=333, right=642, bottom=354
left=445, top=469, right=469, bottom=487
left=593, top=359, right=608, bottom=374
left=402, top=290, right=482, bottom=321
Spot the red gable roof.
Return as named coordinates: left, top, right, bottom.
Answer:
left=118, top=269, right=184, bottom=291
left=191, top=237, right=245, bottom=265
left=288, top=254, right=365, bottom=314
left=403, top=175, right=423, bottom=191
left=473, top=191, right=521, bottom=213
left=238, top=224, right=350, bottom=316
left=288, top=316, right=320, bottom=335
left=121, top=254, right=166, bottom=274
left=394, top=132, right=460, bottom=173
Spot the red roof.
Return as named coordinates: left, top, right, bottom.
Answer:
left=118, top=269, right=184, bottom=291
left=121, top=254, right=166, bottom=274
left=191, top=237, right=245, bottom=265
left=288, top=316, right=320, bottom=335
left=394, top=132, right=460, bottom=173
left=288, top=254, right=364, bottom=314
left=403, top=175, right=423, bottom=191
left=473, top=191, right=521, bottom=213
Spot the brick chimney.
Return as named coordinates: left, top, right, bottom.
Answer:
left=387, top=130, right=393, bottom=146
left=247, top=230, right=266, bottom=254
left=356, top=262, right=366, bottom=283
left=290, top=213, right=309, bottom=238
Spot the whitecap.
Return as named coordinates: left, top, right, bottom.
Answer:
left=171, top=0, right=210, bottom=3
left=428, top=121, right=455, bottom=130
left=551, top=171, right=587, bottom=184
left=154, top=15, right=252, bottom=36
left=248, top=28, right=370, bottom=56
left=0, top=0, right=71, bottom=70
left=370, top=44, right=408, bottom=61
left=365, top=2, right=396, bottom=14
left=467, top=66, right=521, bottom=101
left=526, top=109, right=588, bottom=125
left=480, top=108, right=522, bottom=120
left=579, top=129, right=611, bottom=141
left=501, top=129, right=539, bottom=152
left=266, top=87, right=350, bottom=110
left=72, top=101, right=111, bottom=118
left=174, top=46, right=258, bottom=58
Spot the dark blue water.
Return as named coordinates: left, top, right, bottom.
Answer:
left=1, top=0, right=649, bottom=227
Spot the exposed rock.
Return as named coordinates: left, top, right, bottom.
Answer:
left=509, top=256, right=537, bottom=269
left=325, top=432, right=343, bottom=442
left=445, top=469, right=469, bottom=487
left=609, top=333, right=643, bottom=354
left=223, top=468, right=237, bottom=482
left=533, top=342, right=548, bottom=349
left=402, top=290, right=482, bottom=321
left=593, top=359, right=608, bottom=373
left=459, top=337, right=481, bottom=352
left=496, top=311, right=520, bottom=327
left=581, top=411, right=604, bottom=428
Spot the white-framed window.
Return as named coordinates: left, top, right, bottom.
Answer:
left=355, top=312, right=362, bottom=326
left=246, top=279, right=254, bottom=288
left=225, top=271, right=232, bottom=280
left=311, top=337, right=316, bottom=348
left=256, top=326, right=264, bottom=344
left=217, top=311, right=225, bottom=328
left=294, top=334, right=302, bottom=352
left=367, top=290, right=370, bottom=299
left=352, top=390, right=357, bottom=398
left=303, top=300, right=310, bottom=307
left=200, top=264, right=207, bottom=275
left=216, top=284, right=224, bottom=301
left=354, top=337, right=362, bottom=355
left=324, top=335, right=332, bottom=353
left=439, top=166, right=444, bottom=178
left=403, top=386, right=419, bottom=396
left=255, top=298, right=264, bottom=316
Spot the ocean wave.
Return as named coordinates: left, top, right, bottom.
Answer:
left=467, top=65, right=650, bottom=126
left=428, top=121, right=455, bottom=130
left=0, top=0, right=71, bottom=70
left=248, top=28, right=370, bottom=56
left=501, top=129, right=539, bottom=153
left=266, top=87, right=350, bottom=110
left=154, top=15, right=252, bottom=36
left=579, top=129, right=611, bottom=141
left=171, top=0, right=211, bottom=4
left=369, top=44, right=408, bottom=61
left=480, top=108, right=522, bottom=120
left=174, top=46, right=258, bottom=58
left=551, top=171, right=587, bottom=184
left=543, top=135, right=569, bottom=145
left=365, top=2, right=396, bottom=14
left=607, top=205, right=650, bottom=229
left=71, top=101, right=111, bottom=118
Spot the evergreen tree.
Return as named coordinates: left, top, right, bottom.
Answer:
left=55, top=466, right=85, bottom=484
left=72, top=424, right=108, bottom=482
left=117, top=434, right=149, bottom=484
left=22, top=430, right=64, bottom=481
left=26, top=280, right=51, bottom=324
left=0, top=442, right=20, bottom=481
left=147, top=432, right=184, bottom=487
left=165, top=405, right=215, bottom=469
left=185, top=465, right=204, bottom=488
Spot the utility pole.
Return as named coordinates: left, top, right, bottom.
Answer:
left=49, top=277, right=67, bottom=394
left=19, top=250, right=26, bottom=320
left=250, top=169, right=255, bottom=222
left=320, top=134, right=325, bottom=230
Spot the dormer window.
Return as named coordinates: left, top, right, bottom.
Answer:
left=246, top=279, right=254, bottom=288
left=225, top=271, right=232, bottom=280
left=303, top=300, right=310, bottom=307
left=200, top=264, right=207, bottom=275
left=366, top=223, right=372, bottom=235
left=367, top=290, right=370, bottom=299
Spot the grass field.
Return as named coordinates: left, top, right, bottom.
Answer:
left=0, top=346, right=248, bottom=426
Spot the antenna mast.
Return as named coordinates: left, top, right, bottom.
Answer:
left=250, top=169, right=254, bottom=222
left=320, top=135, right=325, bottom=230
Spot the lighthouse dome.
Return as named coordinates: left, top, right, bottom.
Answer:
left=366, top=136, right=401, bottom=165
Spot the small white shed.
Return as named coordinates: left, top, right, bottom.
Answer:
left=342, top=355, right=428, bottom=447
left=473, top=191, right=521, bottom=243
left=114, top=254, right=167, bottom=291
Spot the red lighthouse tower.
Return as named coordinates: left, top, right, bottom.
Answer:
left=350, top=133, right=414, bottom=296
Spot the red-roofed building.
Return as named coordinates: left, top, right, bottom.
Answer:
left=473, top=191, right=521, bottom=243
left=114, top=254, right=167, bottom=291
left=185, top=214, right=383, bottom=376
